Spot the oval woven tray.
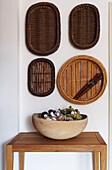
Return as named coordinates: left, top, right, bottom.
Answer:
left=28, top=58, right=55, bottom=96
left=69, top=4, right=100, bottom=49
left=57, top=55, right=107, bottom=105
left=26, top=2, right=61, bottom=56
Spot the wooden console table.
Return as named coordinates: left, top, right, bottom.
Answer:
left=6, top=132, right=107, bottom=170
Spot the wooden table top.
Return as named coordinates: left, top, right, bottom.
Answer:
left=6, top=133, right=107, bottom=170
left=8, top=132, right=106, bottom=146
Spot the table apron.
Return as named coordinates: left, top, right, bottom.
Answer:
left=12, top=145, right=106, bottom=152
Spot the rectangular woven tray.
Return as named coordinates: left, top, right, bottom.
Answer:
left=28, top=58, right=55, bottom=96
left=69, top=4, right=100, bottom=49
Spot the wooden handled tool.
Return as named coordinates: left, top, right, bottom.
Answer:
left=73, top=73, right=103, bottom=100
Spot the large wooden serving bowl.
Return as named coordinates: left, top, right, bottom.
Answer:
left=32, top=113, right=88, bottom=140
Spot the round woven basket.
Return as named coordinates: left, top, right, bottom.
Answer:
left=57, top=55, right=107, bottom=105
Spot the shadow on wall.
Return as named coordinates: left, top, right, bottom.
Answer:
left=26, top=115, right=35, bottom=131
left=1, top=141, right=9, bottom=170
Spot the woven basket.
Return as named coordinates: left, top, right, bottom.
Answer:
left=26, top=2, right=61, bottom=56
left=69, top=4, right=100, bottom=49
left=28, top=58, right=55, bottom=96
left=57, top=55, right=107, bottom=105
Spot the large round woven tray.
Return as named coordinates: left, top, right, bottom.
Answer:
left=28, top=58, right=55, bottom=97
left=26, top=2, right=61, bottom=56
left=57, top=55, right=107, bottom=105
left=69, top=4, right=100, bottom=49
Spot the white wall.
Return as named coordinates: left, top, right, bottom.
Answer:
left=19, top=0, right=109, bottom=170
left=0, top=0, right=19, bottom=170
left=0, top=0, right=110, bottom=170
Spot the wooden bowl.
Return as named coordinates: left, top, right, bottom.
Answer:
left=32, top=113, right=88, bottom=140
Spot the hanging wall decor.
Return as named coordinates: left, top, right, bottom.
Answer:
left=57, top=55, right=107, bottom=105
left=69, top=4, right=100, bottom=49
left=28, top=58, right=55, bottom=96
left=26, top=2, right=61, bottom=56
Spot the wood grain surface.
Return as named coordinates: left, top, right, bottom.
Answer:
left=6, top=132, right=107, bottom=170
left=93, top=152, right=99, bottom=170
left=19, top=152, right=24, bottom=170
left=8, top=132, right=106, bottom=147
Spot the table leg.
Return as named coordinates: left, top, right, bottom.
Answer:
left=93, top=152, right=99, bottom=170
left=19, top=152, right=24, bottom=170
left=6, top=145, right=13, bottom=170
left=100, top=146, right=107, bottom=170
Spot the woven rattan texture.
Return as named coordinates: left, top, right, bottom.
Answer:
left=28, top=58, right=55, bottom=96
left=26, top=2, right=61, bottom=56
left=57, top=55, right=107, bottom=105
left=69, top=4, right=100, bottom=49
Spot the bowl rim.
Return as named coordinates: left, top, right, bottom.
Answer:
left=32, top=113, right=88, bottom=122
